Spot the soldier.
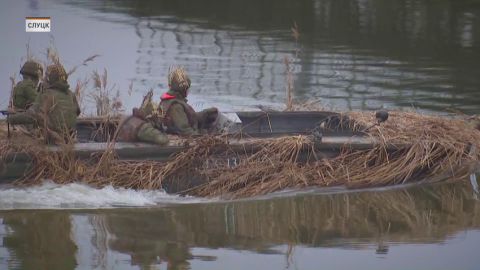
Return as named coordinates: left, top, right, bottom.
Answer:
left=7, top=63, right=81, bottom=144
left=114, top=100, right=170, bottom=146
left=12, top=60, right=43, bottom=110
left=159, top=66, right=218, bottom=135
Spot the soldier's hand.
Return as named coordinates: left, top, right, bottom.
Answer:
left=26, top=101, right=34, bottom=109
left=36, top=82, right=45, bottom=93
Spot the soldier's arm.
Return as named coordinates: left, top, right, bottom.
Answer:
left=12, top=83, right=27, bottom=109
left=168, top=104, right=197, bottom=135
left=7, top=112, right=35, bottom=125
left=29, top=91, right=47, bottom=114
left=8, top=91, right=46, bottom=124
left=137, top=122, right=170, bottom=146
left=25, top=92, right=52, bottom=123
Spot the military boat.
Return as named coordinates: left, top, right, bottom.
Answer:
left=0, top=110, right=395, bottom=181
left=3, top=109, right=473, bottom=195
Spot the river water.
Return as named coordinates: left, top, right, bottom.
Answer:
left=1, top=0, right=480, bottom=269
left=0, top=181, right=479, bottom=270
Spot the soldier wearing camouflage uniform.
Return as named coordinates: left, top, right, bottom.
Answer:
left=7, top=63, right=81, bottom=144
left=159, top=66, right=218, bottom=135
left=12, top=60, right=43, bottom=110
left=114, top=100, right=170, bottom=146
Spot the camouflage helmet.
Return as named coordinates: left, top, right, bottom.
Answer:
left=168, top=66, right=190, bottom=96
left=142, top=100, right=165, bottom=120
left=20, top=60, right=43, bottom=78
left=45, top=64, right=68, bottom=83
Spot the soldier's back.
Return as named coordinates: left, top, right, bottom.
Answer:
left=43, top=87, right=78, bottom=131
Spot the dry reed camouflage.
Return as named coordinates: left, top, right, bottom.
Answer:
left=467, top=117, right=480, bottom=130
left=8, top=64, right=81, bottom=143
left=12, top=60, right=43, bottom=110
left=140, top=100, right=165, bottom=129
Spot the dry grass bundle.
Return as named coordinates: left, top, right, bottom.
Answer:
left=176, top=135, right=311, bottom=197
left=175, top=110, right=480, bottom=198
left=87, top=69, right=125, bottom=116
left=39, top=40, right=98, bottom=88
left=341, top=109, right=478, bottom=143
left=8, top=76, right=16, bottom=110
left=2, top=118, right=224, bottom=188
left=11, top=143, right=151, bottom=189
left=10, top=134, right=223, bottom=189
left=0, top=121, right=45, bottom=161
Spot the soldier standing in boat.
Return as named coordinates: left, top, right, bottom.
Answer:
left=12, top=60, right=43, bottom=110
left=7, top=63, right=81, bottom=144
left=159, top=66, right=218, bottom=135
left=114, top=95, right=170, bottom=146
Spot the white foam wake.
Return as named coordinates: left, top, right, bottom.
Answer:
left=0, top=181, right=215, bottom=210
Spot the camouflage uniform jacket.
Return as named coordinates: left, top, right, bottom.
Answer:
left=115, top=114, right=147, bottom=142
left=12, top=77, right=38, bottom=110
left=159, top=91, right=199, bottom=135
left=8, top=81, right=81, bottom=133
left=115, top=109, right=169, bottom=146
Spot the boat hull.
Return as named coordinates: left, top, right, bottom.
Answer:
left=4, top=110, right=468, bottom=195
left=0, top=135, right=403, bottom=190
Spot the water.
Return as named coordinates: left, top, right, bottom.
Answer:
left=0, top=181, right=478, bottom=270
left=0, top=181, right=214, bottom=210
left=1, top=0, right=480, bottom=268
left=1, top=0, right=480, bottom=115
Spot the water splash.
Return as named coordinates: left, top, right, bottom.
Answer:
left=0, top=181, right=215, bottom=210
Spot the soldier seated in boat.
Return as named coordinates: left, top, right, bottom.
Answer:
left=9, top=60, right=44, bottom=132
left=7, top=63, right=81, bottom=144
left=114, top=100, right=170, bottom=146
left=159, top=65, right=218, bottom=135
left=12, top=60, right=43, bottom=110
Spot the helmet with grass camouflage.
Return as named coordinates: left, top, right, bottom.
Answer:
left=46, top=63, right=68, bottom=83
left=142, top=100, right=165, bottom=120
left=20, top=60, right=43, bottom=78
left=168, top=66, right=190, bottom=97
